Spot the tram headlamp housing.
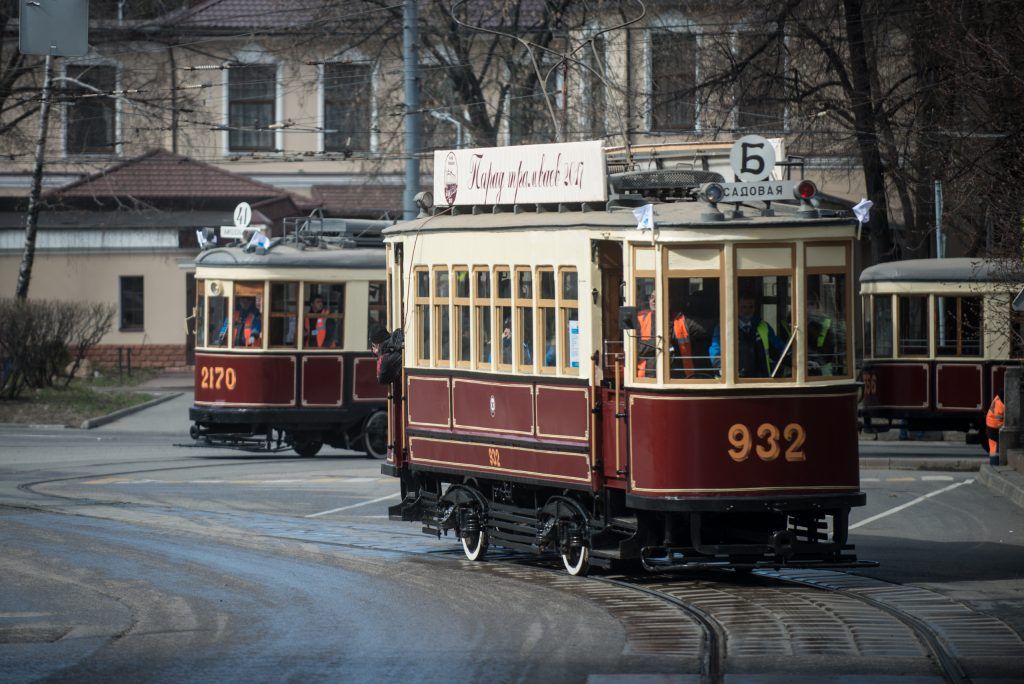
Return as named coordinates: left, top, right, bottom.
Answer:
left=700, top=182, right=725, bottom=204
left=795, top=180, right=817, bottom=201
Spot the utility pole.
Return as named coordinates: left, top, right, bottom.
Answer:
left=402, top=0, right=421, bottom=220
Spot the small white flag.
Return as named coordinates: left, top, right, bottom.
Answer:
left=853, top=198, right=873, bottom=224
left=247, top=230, right=271, bottom=250
left=633, top=203, right=655, bottom=231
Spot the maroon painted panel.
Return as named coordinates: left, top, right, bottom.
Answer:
left=302, top=356, right=343, bottom=407
left=452, top=378, right=534, bottom=435
left=194, top=353, right=295, bottom=406
left=535, top=385, right=590, bottom=441
left=863, top=363, right=929, bottom=409
left=628, top=391, right=859, bottom=496
left=352, top=356, right=388, bottom=401
left=992, top=366, right=1007, bottom=400
left=935, top=364, right=982, bottom=411
left=407, top=376, right=451, bottom=427
left=409, top=435, right=591, bottom=485
left=601, top=387, right=628, bottom=484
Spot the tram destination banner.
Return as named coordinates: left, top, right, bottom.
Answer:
left=434, top=141, right=608, bottom=207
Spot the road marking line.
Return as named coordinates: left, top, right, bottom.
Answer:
left=850, top=479, right=974, bottom=530
left=305, top=493, right=400, bottom=518
left=885, top=477, right=916, bottom=482
left=861, top=477, right=881, bottom=482
left=920, top=475, right=955, bottom=481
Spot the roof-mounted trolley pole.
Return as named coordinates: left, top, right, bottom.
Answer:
left=402, top=0, right=421, bottom=220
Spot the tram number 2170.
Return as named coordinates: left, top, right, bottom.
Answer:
left=728, top=422, right=806, bottom=463
left=199, top=365, right=238, bottom=391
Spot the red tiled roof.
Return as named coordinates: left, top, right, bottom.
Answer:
left=49, top=149, right=289, bottom=200
left=312, top=184, right=407, bottom=215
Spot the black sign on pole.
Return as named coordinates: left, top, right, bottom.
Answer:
left=19, top=0, right=89, bottom=57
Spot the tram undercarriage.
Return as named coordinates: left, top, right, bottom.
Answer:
left=388, top=469, right=871, bottom=575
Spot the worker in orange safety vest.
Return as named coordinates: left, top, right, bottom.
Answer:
left=304, top=295, right=337, bottom=348
left=986, top=394, right=1005, bottom=463
left=671, top=312, right=695, bottom=378
left=637, top=292, right=657, bottom=377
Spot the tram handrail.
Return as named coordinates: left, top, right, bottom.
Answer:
left=771, top=325, right=799, bottom=379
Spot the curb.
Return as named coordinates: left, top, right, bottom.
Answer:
left=977, top=464, right=1024, bottom=511
left=859, top=457, right=983, bottom=472
left=80, top=392, right=183, bottom=429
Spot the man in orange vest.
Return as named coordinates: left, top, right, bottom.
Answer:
left=304, top=295, right=337, bottom=348
left=986, top=394, right=1005, bottom=464
left=637, top=292, right=657, bottom=377
left=672, top=311, right=696, bottom=378
left=218, top=296, right=261, bottom=347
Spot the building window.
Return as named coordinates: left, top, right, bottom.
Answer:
left=736, top=33, right=786, bottom=131
left=228, top=64, right=276, bottom=151
left=65, top=64, right=117, bottom=155
left=324, top=62, right=372, bottom=153
left=584, top=36, right=607, bottom=139
left=650, top=32, right=697, bottom=131
left=119, top=275, right=143, bottom=331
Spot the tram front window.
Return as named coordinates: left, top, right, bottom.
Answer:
left=666, top=277, right=719, bottom=379
left=195, top=282, right=206, bottom=347
left=806, top=273, right=848, bottom=376
left=717, top=276, right=793, bottom=379
left=208, top=290, right=227, bottom=348
left=635, top=277, right=656, bottom=378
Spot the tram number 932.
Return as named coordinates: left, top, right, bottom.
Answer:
left=199, top=366, right=238, bottom=391
left=727, top=422, right=806, bottom=463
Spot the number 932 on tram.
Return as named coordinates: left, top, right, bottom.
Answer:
left=381, top=141, right=870, bottom=575
left=188, top=218, right=390, bottom=458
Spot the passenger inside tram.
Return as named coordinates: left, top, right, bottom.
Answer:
left=667, top=278, right=717, bottom=379
left=709, top=279, right=792, bottom=378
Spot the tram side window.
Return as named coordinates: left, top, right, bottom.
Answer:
left=269, top=282, right=298, bottom=348
left=496, top=269, right=513, bottom=368
left=862, top=295, right=871, bottom=357
left=635, top=276, right=656, bottom=378
left=224, top=281, right=264, bottom=348
left=516, top=268, right=534, bottom=370
left=539, top=268, right=556, bottom=371
left=367, top=281, right=386, bottom=330
left=560, top=269, right=580, bottom=373
left=475, top=269, right=492, bottom=366
left=195, top=281, right=206, bottom=347
left=435, top=269, right=450, bottom=364
left=806, top=273, right=848, bottom=376
left=898, top=295, right=928, bottom=356
left=667, top=276, right=719, bottom=379
left=415, top=269, right=431, bottom=363
left=207, top=285, right=227, bottom=348
left=303, top=284, right=344, bottom=349
left=725, top=276, right=794, bottom=379
left=936, top=296, right=982, bottom=357
left=454, top=269, right=471, bottom=365
left=873, top=296, right=894, bottom=358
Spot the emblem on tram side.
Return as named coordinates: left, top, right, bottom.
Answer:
left=489, top=394, right=496, bottom=418
left=444, top=152, right=458, bottom=205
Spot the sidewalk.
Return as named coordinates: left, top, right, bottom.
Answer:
left=81, top=369, right=194, bottom=430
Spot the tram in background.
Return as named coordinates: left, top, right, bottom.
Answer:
left=381, top=140, right=869, bottom=575
left=188, top=217, right=390, bottom=458
left=859, top=258, right=1023, bottom=443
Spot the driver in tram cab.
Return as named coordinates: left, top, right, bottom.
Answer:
left=304, top=295, right=337, bottom=348
left=709, top=293, right=786, bottom=378
left=218, top=296, right=262, bottom=347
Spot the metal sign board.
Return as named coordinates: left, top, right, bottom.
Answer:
left=233, top=202, right=252, bottom=228
left=729, top=135, right=777, bottom=182
left=433, top=140, right=607, bottom=207
left=720, top=180, right=795, bottom=202
left=19, top=0, right=89, bottom=57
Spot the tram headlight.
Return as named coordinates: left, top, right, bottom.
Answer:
left=700, top=182, right=725, bottom=205
left=795, top=180, right=817, bottom=201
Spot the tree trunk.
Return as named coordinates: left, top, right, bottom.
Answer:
left=15, top=54, right=54, bottom=300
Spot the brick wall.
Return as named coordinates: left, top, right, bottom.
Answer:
left=87, top=344, right=188, bottom=369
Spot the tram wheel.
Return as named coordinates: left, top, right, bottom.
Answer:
left=361, top=411, right=388, bottom=459
left=292, top=435, right=323, bottom=458
left=461, top=527, right=490, bottom=561
left=561, top=544, right=590, bottom=576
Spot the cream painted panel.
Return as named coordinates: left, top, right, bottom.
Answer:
left=806, top=245, right=846, bottom=268
left=345, top=280, right=370, bottom=351
left=635, top=247, right=656, bottom=271
left=667, top=247, right=720, bottom=271
left=736, top=247, right=792, bottom=271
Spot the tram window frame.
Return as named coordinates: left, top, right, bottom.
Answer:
left=559, top=267, right=580, bottom=376
left=804, top=242, right=852, bottom=380
left=872, top=295, right=894, bottom=358
left=206, top=282, right=229, bottom=349
left=268, top=281, right=299, bottom=349
left=453, top=267, right=472, bottom=368
left=897, top=294, right=929, bottom=357
left=195, top=280, right=206, bottom=348
left=862, top=295, right=872, bottom=358
left=538, top=267, right=557, bottom=374
left=228, top=281, right=266, bottom=350
left=414, top=268, right=431, bottom=364
left=935, top=295, right=983, bottom=357
left=302, top=283, right=345, bottom=350
left=732, top=244, right=796, bottom=383
left=662, top=245, right=723, bottom=384
left=634, top=246, right=658, bottom=383
left=367, top=280, right=386, bottom=332
left=434, top=267, right=451, bottom=366
left=495, top=267, right=514, bottom=371
left=474, top=267, right=493, bottom=369
left=515, top=266, right=535, bottom=373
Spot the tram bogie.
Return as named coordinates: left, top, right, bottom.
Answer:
left=382, top=140, right=870, bottom=574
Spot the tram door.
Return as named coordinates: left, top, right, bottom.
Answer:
left=388, top=243, right=406, bottom=465
left=593, top=240, right=629, bottom=487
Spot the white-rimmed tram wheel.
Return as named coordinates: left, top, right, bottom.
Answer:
left=561, top=543, right=590, bottom=576
left=461, top=528, right=489, bottom=561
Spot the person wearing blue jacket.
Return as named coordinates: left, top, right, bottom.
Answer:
left=709, top=294, right=787, bottom=378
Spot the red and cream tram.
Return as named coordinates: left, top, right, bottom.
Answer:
left=859, top=258, right=1022, bottom=440
left=381, top=141, right=868, bottom=575
left=189, top=219, right=389, bottom=457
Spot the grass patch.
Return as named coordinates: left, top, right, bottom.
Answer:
left=0, top=382, right=156, bottom=427
left=81, top=366, right=163, bottom=388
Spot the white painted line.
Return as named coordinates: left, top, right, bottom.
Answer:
left=861, top=477, right=881, bottom=482
left=850, top=479, right=974, bottom=530
left=920, top=475, right=955, bottom=481
left=305, top=493, right=400, bottom=518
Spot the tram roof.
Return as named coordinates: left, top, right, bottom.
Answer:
left=383, top=201, right=855, bottom=235
left=859, top=258, right=1021, bottom=284
left=194, top=242, right=384, bottom=270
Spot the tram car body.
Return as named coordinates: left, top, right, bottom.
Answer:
left=189, top=222, right=389, bottom=457
left=382, top=141, right=868, bottom=574
left=859, top=258, right=1022, bottom=438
